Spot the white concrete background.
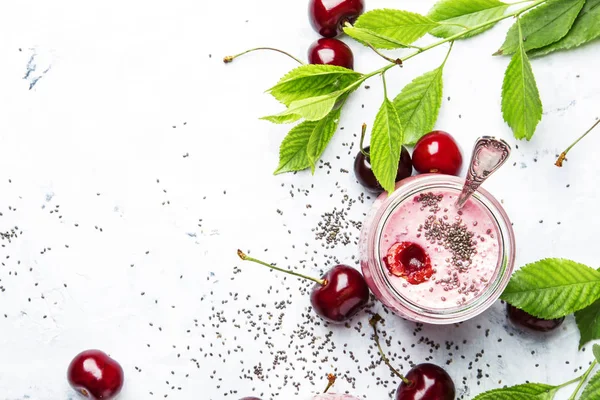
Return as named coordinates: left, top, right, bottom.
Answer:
left=0, top=0, right=598, bottom=399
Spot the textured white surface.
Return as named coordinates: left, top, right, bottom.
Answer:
left=0, top=0, right=599, bottom=399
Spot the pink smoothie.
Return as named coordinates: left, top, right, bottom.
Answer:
left=380, top=190, right=501, bottom=310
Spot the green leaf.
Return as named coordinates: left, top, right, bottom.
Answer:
left=273, top=121, right=315, bottom=174
left=393, top=65, right=444, bottom=145
left=501, top=258, right=600, bottom=319
left=344, top=26, right=413, bottom=49
left=531, top=0, right=600, bottom=57
left=496, top=0, right=586, bottom=55
left=472, top=383, right=558, bottom=400
left=261, top=113, right=302, bottom=124
left=268, top=64, right=363, bottom=106
left=306, top=108, right=342, bottom=172
left=594, top=344, right=600, bottom=362
left=576, top=297, right=600, bottom=349
left=580, top=371, right=600, bottom=400
left=428, top=0, right=510, bottom=39
left=263, top=90, right=345, bottom=122
left=352, top=9, right=439, bottom=47
left=370, top=97, right=403, bottom=194
left=501, top=24, right=543, bottom=141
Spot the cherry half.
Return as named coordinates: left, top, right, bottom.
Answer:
left=309, top=0, right=365, bottom=38
left=67, top=350, right=124, bottom=400
left=354, top=124, right=413, bottom=194
left=384, top=242, right=433, bottom=285
left=507, top=304, right=565, bottom=332
left=237, top=250, right=370, bottom=323
left=308, top=38, right=354, bottom=70
left=412, top=130, right=463, bottom=176
left=370, top=315, right=456, bottom=400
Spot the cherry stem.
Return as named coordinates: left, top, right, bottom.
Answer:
left=237, top=250, right=325, bottom=286
left=359, top=123, right=370, bottom=157
left=567, top=360, right=597, bottom=400
left=323, top=374, right=336, bottom=393
left=555, top=118, right=600, bottom=167
left=369, top=314, right=412, bottom=386
left=223, top=48, right=304, bottom=65
left=364, top=39, right=403, bottom=66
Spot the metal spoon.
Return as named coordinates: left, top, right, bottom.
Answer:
left=455, top=136, right=511, bottom=209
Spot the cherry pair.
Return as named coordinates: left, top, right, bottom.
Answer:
left=355, top=130, right=463, bottom=194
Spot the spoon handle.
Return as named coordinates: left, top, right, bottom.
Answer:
left=456, top=136, right=511, bottom=209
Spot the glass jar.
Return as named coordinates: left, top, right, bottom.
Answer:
left=359, top=174, right=515, bottom=324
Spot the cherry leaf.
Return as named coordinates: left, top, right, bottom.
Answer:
left=472, top=383, right=558, bottom=400
left=370, top=97, right=403, bottom=194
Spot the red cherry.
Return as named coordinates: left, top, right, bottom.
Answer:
left=310, top=264, right=370, bottom=323
left=412, top=131, right=463, bottom=176
left=237, top=250, right=369, bottom=323
left=67, top=350, right=124, bottom=400
left=384, top=242, right=433, bottom=285
left=354, top=146, right=413, bottom=194
left=507, top=304, right=565, bottom=332
left=308, top=38, right=354, bottom=70
left=395, top=363, right=456, bottom=400
left=309, top=0, right=365, bottom=38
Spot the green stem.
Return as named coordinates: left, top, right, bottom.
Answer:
left=224, top=47, right=304, bottom=65
left=359, top=123, right=370, bottom=157
left=381, top=72, right=388, bottom=98
left=365, top=41, right=403, bottom=65
left=400, top=0, right=546, bottom=64
left=237, top=249, right=325, bottom=285
left=323, top=374, right=336, bottom=393
left=370, top=314, right=411, bottom=385
left=567, top=360, right=598, bottom=400
left=556, top=118, right=600, bottom=167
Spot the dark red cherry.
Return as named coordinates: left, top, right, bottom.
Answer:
left=396, top=363, right=455, bottom=400
left=237, top=251, right=369, bottom=323
left=412, top=131, right=462, bottom=176
left=354, top=146, right=413, bottom=193
left=67, top=350, right=124, bottom=400
left=507, top=304, right=565, bottom=332
left=384, top=242, right=433, bottom=285
left=308, top=38, right=354, bottom=69
left=309, top=0, right=365, bottom=38
left=310, top=264, right=370, bottom=323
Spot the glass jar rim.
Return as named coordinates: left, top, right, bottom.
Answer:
left=369, top=174, right=515, bottom=324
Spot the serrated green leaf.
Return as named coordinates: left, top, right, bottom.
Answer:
left=370, top=97, right=403, bottom=194
left=273, top=121, right=316, bottom=175
left=501, top=258, right=600, bottom=319
left=580, top=371, right=600, bottom=400
left=353, top=9, right=439, bottom=47
left=496, top=0, right=585, bottom=55
left=531, top=0, right=600, bottom=57
left=306, top=108, right=342, bottom=173
left=344, top=26, right=412, bottom=49
left=501, top=25, right=543, bottom=141
left=473, top=383, right=558, bottom=400
left=594, top=344, right=600, bottom=362
left=268, top=64, right=362, bottom=106
left=428, top=0, right=510, bottom=39
left=393, top=66, right=444, bottom=145
left=264, top=90, right=345, bottom=122
left=576, top=298, right=600, bottom=349
left=261, top=113, right=302, bottom=124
